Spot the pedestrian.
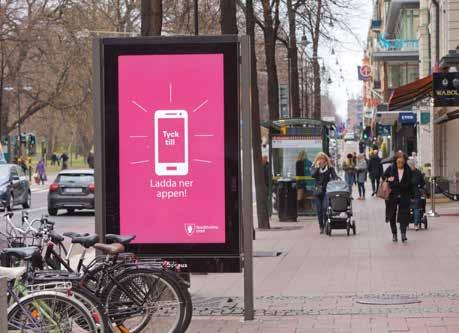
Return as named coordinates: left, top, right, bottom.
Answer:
left=19, top=157, right=27, bottom=174
left=296, top=151, right=306, bottom=209
left=368, top=148, right=383, bottom=196
left=51, top=153, right=57, bottom=166
left=342, top=153, right=356, bottom=195
left=355, top=154, right=368, bottom=200
left=262, top=155, right=270, bottom=189
left=408, top=159, right=426, bottom=231
left=383, top=151, right=413, bottom=242
left=87, top=150, right=95, bottom=169
left=311, top=152, right=337, bottom=234
left=61, top=152, right=69, bottom=170
left=35, top=159, right=47, bottom=185
left=409, top=151, right=418, bottom=168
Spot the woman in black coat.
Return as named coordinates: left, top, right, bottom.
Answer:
left=368, top=148, right=383, bottom=196
left=383, top=151, right=413, bottom=242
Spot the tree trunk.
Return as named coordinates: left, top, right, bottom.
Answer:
left=141, top=0, right=162, bottom=36
left=220, top=0, right=238, bottom=34
left=312, top=50, right=321, bottom=120
left=287, top=0, right=300, bottom=118
left=312, top=0, right=322, bottom=120
left=261, top=0, right=280, bottom=122
left=246, top=0, right=270, bottom=229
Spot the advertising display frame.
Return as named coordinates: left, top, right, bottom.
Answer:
left=93, top=36, right=241, bottom=272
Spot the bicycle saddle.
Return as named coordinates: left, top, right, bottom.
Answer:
left=63, top=232, right=89, bottom=239
left=48, top=231, right=64, bottom=243
left=105, top=234, right=136, bottom=245
left=70, top=234, right=99, bottom=248
left=2, top=246, right=40, bottom=260
left=0, top=266, right=27, bottom=280
left=94, top=243, right=125, bottom=255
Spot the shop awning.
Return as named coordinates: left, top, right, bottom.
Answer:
left=434, top=109, right=459, bottom=124
left=388, top=75, right=433, bottom=111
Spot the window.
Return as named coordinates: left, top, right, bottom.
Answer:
left=397, top=8, right=419, bottom=40
left=387, top=63, right=419, bottom=89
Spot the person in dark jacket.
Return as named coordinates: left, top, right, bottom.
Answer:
left=311, top=152, right=337, bottom=234
left=408, top=159, right=425, bottom=231
left=296, top=151, right=306, bottom=209
left=368, top=148, right=383, bottom=196
left=383, top=151, right=413, bottom=242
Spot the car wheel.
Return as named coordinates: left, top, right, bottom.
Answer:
left=67, top=208, right=75, bottom=215
left=22, top=191, right=31, bottom=209
left=48, top=208, right=58, bottom=216
left=7, top=194, right=14, bottom=211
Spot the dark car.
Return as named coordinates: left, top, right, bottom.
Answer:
left=0, top=164, right=31, bottom=211
left=47, top=169, right=94, bottom=216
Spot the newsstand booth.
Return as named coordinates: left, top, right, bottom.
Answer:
left=264, top=118, right=334, bottom=217
left=93, top=36, right=248, bottom=273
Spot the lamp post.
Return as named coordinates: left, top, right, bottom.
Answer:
left=194, top=0, right=199, bottom=35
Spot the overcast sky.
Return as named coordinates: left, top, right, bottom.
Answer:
left=320, top=0, right=373, bottom=120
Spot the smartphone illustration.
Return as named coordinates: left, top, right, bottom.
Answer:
left=154, top=110, right=189, bottom=176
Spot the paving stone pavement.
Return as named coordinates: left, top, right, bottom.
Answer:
left=187, top=185, right=459, bottom=332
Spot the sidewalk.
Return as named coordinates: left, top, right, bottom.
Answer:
left=186, top=186, right=459, bottom=332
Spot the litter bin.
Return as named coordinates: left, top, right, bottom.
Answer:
left=277, top=178, right=297, bottom=222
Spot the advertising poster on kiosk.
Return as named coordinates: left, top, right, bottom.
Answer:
left=94, top=37, right=241, bottom=272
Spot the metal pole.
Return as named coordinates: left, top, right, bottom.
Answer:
left=240, top=35, right=254, bottom=321
left=16, top=82, right=21, bottom=159
left=194, top=0, right=199, bottom=35
left=428, top=104, right=439, bottom=217
left=287, top=53, right=292, bottom=118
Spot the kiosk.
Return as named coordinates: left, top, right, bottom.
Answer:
left=264, top=118, right=335, bottom=217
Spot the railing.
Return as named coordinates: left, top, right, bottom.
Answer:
left=377, top=36, right=419, bottom=51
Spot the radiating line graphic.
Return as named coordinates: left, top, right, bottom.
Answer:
left=194, top=134, right=214, bottom=137
left=193, top=159, right=212, bottom=163
left=131, top=100, right=148, bottom=113
left=130, top=160, right=150, bottom=165
left=169, top=83, right=172, bottom=103
left=129, top=135, right=149, bottom=138
left=192, top=99, right=208, bottom=113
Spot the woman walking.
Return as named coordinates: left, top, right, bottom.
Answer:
left=368, top=148, right=383, bottom=196
left=35, top=159, right=47, bottom=185
left=355, top=154, right=368, bottom=200
left=408, top=159, right=426, bottom=231
left=342, top=153, right=356, bottom=195
left=311, top=152, right=337, bottom=234
left=383, top=151, right=413, bottom=242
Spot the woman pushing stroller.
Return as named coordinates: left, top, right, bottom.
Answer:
left=311, top=152, right=337, bottom=234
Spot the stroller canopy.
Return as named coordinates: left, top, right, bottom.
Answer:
left=326, top=179, right=350, bottom=193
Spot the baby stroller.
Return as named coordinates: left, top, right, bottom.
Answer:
left=409, top=195, right=428, bottom=229
left=324, top=179, right=356, bottom=236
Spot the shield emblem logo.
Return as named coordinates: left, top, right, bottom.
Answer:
left=184, top=224, right=195, bottom=236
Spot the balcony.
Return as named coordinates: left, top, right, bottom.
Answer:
left=372, top=36, right=419, bottom=62
left=371, top=19, right=382, bottom=31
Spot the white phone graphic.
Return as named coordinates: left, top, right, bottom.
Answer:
left=154, top=110, right=189, bottom=176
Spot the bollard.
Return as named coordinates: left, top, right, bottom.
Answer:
left=0, top=277, right=7, bottom=332
left=428, top=177, right=440, bottom=217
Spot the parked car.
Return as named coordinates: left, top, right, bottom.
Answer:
left=47, top=169, right=94, bottom=216
left=0, top=164, right=31, bottom=211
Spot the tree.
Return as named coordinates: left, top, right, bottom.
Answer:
left=220, top=0, right=237, bottom=34
left=246, top=0, right=270, bottom=229
left=286, top=0, right=301, bottom=118
left=260, top=0, right=281, bottom=122
left=141, top=0, right=162, bottom=36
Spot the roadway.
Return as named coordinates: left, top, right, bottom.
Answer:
left=0, top=186, right=95, bottom=252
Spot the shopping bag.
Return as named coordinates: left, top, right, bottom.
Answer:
left=376, top=181, right=392, bottom=200
left=33, top=173, right=40, bottom=185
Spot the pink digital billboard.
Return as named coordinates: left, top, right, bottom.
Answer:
left=118, top=54, right=225, bottom=244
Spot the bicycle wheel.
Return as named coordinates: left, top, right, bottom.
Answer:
left=8, top=290, right=98, bottom=332
left=103, top=268, right=184, bottom=333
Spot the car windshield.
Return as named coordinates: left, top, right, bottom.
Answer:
left=0, top=165, right=10, bottom=182
left=58, top=174, right=94, bottom=184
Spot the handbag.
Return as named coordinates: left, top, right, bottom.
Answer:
left=376, top=181, right=392, bottom=200
left=313, top=185, right=324, bottom=197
